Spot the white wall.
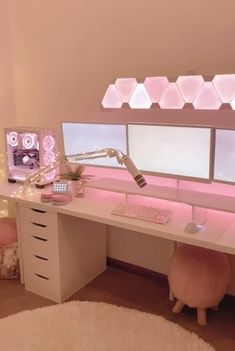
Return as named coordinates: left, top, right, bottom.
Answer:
left=4, top=1, right=235, bottom=283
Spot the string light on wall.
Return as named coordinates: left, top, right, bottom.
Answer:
left=102, top=74, right=235, bottom=110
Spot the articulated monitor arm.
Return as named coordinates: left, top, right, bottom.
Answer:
left=24, top=148, right=147, bottom=188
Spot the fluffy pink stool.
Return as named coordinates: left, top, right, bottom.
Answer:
left=0, top=217, right=17, bottom=247
left=168, top=245, right=231, bottom=325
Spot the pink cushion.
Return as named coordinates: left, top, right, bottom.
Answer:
left=40, top=193, right=53, bottom=203
left=41, top=193, right=53, bottom=200
left=0, top=217, right=17, bottom=247
left=52, top=194, right=71, bottom=202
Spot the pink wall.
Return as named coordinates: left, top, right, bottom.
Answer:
left=0, top=1, right=16, bottom=150
left=9, top=0, right=235, bottom=132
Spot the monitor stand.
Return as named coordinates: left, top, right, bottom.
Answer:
left=184, top=222, right=203, bottom=234
left=184, top=205, right=206, bottom=234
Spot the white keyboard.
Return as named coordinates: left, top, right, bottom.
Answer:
left=111, top=202, right=172, bottom=224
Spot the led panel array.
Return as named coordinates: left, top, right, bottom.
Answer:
left=102, top=74, right=235, bottom=110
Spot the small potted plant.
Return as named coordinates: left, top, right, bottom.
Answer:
left=60, top=163, right=91, bottom=196
left=60, top=163, right=86, bottom=181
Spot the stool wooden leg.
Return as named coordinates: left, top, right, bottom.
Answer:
left=169, top=288, right=175, bottom=301
left=212, top=305, right=218, bottom=311
left=197, top=308, right=207, bottom=326
left=173, top=300, right=185, bottom=313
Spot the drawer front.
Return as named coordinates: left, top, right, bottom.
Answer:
left=24, top=271, right=60, bottom=302
left=24, top=253, right=59, bottom=280
left=21, top=220, right=56, bottom=240
left=19, top=206, right=57, bottom=228
left=22, top=233, right=58, bottom=260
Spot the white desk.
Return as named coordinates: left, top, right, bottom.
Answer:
left=1, top=180, right=235, bottom=302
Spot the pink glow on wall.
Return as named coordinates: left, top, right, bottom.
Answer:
left=102, top=84, right=123, bottom=108
left=86, top=166, right=235, bottom=197
left=176, top=75, right=204, bottom=103
left=213, top=74, right=235, bottom=103
left=144, top=77, right=169, bottom=103
left=115, top=78, right=137, bottom=102
left=159, top=83, right=185, bottom=109
left=193, top=82, right=222, bottom=110
left=129, top=84, right=152, bottom=109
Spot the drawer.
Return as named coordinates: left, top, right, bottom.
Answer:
left=22, top=233, right=58, bottom=260
left=24, top=271, right=60, bottom=302
left=21, top=220, right=57, bottom=240
left=19, top=206, right=57, bottom=228
left=24, top=253, right=59, bottom=280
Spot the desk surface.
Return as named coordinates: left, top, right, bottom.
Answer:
left=1, top=181, right=235, bottom=255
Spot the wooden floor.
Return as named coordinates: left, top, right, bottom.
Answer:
left=0, top=267, right=235, bottom=351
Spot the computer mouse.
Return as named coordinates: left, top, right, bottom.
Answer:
left=184, top=222, right=202, bottom=234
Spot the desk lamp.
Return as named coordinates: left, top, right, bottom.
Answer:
left=15, top=148, right=147, bottom=200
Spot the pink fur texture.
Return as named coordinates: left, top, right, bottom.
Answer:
left=0, top=242, right=19, bottom=279
left=168, top=245, right=231, bottom=308
left=0, top=217, right=17, bottom=246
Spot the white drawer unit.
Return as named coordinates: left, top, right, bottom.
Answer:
left=24, top=271, right=60, bottom=302
left=20, top=204, right=61, bottom=302
left=19, top=206, right=57, bottom=227
left=21, top=220, right=56, bottom=241
left=24, top=253, right=57, bottom=279
left=22, top=233, right=58, bottom=261
left=19, top=203, right=107, bottom=303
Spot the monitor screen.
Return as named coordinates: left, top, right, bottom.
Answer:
left=128, top=124, right=212, bottom=180
left=61, top=122, right=127, bottom=168
left=214, top=128, right=235, bottom=183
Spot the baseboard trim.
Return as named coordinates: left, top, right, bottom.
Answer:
left=107, top=257, right=235, bottom=302
left=107, top=257, right=168, bottom=283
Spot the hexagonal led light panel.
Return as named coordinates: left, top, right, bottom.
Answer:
left=102, top=84, right=123, bottom=108
left=129, top=84, right=152, bottom=109
left=115, top=78, right=137, bottom=103
left=159, top=83, right=185, bottom=109
left=213, top=74, right=235, bottom=103
left=102, top=74, right=235, bottom=110
left=144, top=77, right=169, bottom=103
left=176, top=75, right=204, bottom=103
left=193, top=82, right=222, bottom=110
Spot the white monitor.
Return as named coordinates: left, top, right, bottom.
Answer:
left=61, top=122, right=127, bottom=168
left=214, top=128, right=235, bottom=183
left=128, top=124, right=212, bottom=181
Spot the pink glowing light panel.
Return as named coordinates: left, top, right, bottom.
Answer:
left=159, top=83, right=185, bottom=109
left=129, top=84, right=152, bottom=109
left=61, top=122, right=127, bottom=168
left=214, top=129, right=235, bottom=183
left=115, top=78, right=137, bottom=102
left=213, top=74, right=235, bottom=103
left=102, top=73, right=235, bottom=109
left=102, top=84, right=123, bottom=108
left=176, top=75, right=204, bottom=103
left=5, top=127, right=57, bottom=183
left=144, top=77, right=169, bottom=103
left=193, top=82, right=222, bottom=110
left=128, top=124, right=212, bottom=180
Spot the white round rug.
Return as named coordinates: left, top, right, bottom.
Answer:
left=0, top=301, right=214, bottom=351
